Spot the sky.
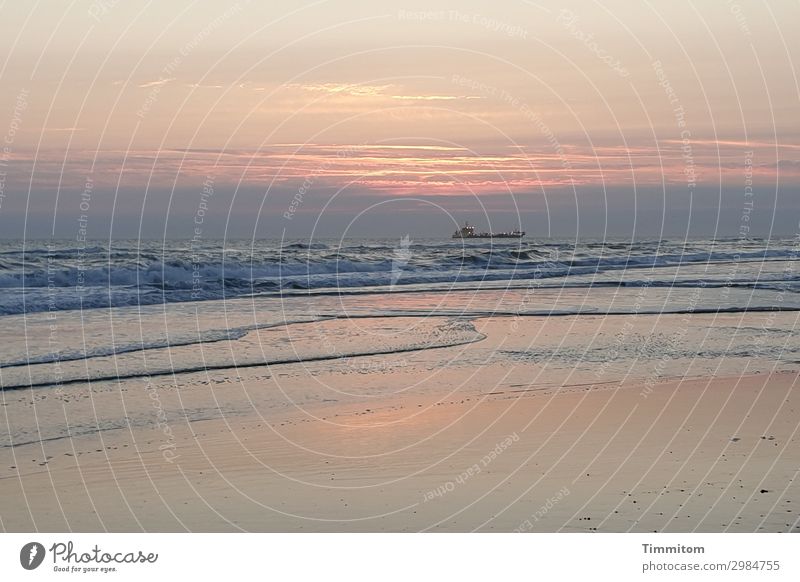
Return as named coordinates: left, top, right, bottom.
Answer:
left=0, top=0, right=798, bottom=239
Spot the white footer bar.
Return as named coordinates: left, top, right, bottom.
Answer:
left=1, top=533, right=796, bottom=581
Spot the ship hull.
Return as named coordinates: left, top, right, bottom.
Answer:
left=452, top=233, right=525, bottom=239
left=452, top=222, right=525, bottom=239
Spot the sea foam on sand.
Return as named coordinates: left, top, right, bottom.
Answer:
left=1, top=314, right=798, bottom=532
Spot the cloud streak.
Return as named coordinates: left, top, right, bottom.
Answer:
left=5, top=139, right=797, bottom=199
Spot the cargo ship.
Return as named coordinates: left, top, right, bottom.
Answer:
left=452, top=222, right=525, bottom=239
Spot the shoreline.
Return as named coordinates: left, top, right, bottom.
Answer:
left=2, top=368, right=797, bottom=532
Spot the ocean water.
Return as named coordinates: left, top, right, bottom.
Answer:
left=1, top=237, right=798, bottom=315
left=1, top=237, right=798, bottom=447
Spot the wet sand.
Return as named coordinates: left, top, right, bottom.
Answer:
left=2, top=326, right=798, bottom=532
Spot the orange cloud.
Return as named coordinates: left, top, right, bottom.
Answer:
left=5, top=139, right=798, bottom=196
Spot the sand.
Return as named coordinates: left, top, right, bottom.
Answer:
left=1, top=314, right=799, bottom=532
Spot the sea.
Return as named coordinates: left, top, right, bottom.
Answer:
left=1, top=237, right=799, bottom=447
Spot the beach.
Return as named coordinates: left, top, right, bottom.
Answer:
left=2, top=266, right=799, bottom=532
